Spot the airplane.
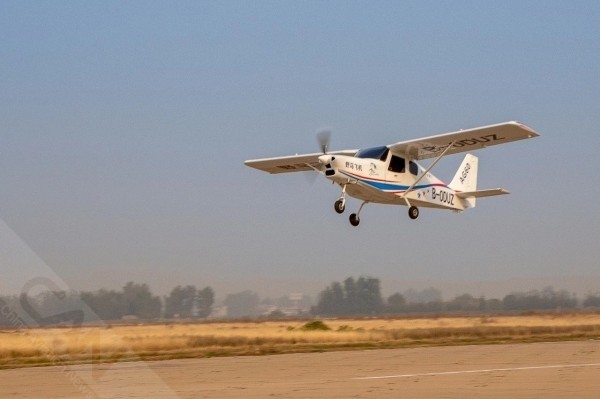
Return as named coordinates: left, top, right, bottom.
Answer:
left=245, top=121, right=540, bottom=226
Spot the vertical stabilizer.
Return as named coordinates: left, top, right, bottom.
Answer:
left=449, top=154, right=478, bottom=208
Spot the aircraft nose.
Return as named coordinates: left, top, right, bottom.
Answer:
left=318, top=154, right=332, bottom=166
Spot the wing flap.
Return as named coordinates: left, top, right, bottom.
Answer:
left=456, top=188, right=510, bottom=198
left=389, top=121, right=540, bottom=160
left=245, top=150, right=357, bottom=174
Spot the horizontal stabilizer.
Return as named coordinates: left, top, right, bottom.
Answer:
left=456, top=188, right=510, bottom=198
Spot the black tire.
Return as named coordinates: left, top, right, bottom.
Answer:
left=334, top=199, right=345, bottom=214
left=408, top=206, right=419, bottom=220
left=349, top=213, right=360, bottom=226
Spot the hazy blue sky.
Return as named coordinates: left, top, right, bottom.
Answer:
left=1, top=1, right=599, bottom=299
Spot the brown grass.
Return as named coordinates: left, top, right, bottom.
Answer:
left=1, top=313, right=599, bottom=369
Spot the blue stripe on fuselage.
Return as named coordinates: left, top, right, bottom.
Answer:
left=340, top=171, right=447, bottom=192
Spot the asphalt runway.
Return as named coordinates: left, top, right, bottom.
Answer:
left=1, top=340, right=599, bottom=398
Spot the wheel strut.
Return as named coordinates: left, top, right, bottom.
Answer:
left=349, top=201, right=368, bottom=227
left=334, top=184, right=347, bottom=214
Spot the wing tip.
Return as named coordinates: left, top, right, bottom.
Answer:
left=512, top=121, right=541, bottom=137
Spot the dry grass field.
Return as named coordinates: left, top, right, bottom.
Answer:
left=1, top=313, right=599, bottom=369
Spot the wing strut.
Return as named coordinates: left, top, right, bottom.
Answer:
left=303, top=163, right=321, bottom=173
left=401, top=140, right=456, bottom=201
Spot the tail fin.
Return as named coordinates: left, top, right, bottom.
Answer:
left=449, top=154, right=478, bottom=208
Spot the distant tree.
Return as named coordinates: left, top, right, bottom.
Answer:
left=164, top=285, right=214, bottom=319
left=484, top=298, right=503, bottom=311
left=121, top=282, right=162, bottom=320
left=583, top=293, right=600, bottom=308
left=36, top=290, right=81, bottom=315
left=502, top=293, right=522, bottom=311
left=196, top=286, right=214, bottom=318
left=386, top=292, right=406, bottom=313
left=541, top=287, right=577, bottom=309
left=0, top=295, right=21, bottom=327
left=344, top=277, right=358, bottom=314
left=164, top=285, right=197, bottom=319
left=224, top=291, right=260, bottom=318
left=331, top=282, right=345, bottom=312
left=32, top=290, right=85, bottom=326
left=313, top=286, right=334, bottom=315
left=81, top=289, right=126, bottom=321
left=312, top=276, right=383, bottom=316
left=355, top=276, right=383, bottom=314
left=446, top=294, right=480, bottom=312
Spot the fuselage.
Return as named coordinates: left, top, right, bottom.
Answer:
left=320, top=146, right=466, bottom=211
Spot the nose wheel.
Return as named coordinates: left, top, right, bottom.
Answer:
left=334, top=184, right=348, bottom=214
left=334, top=199, right=345, bottom=214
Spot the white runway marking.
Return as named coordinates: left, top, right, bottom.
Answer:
left=354, top=362, right=600, bottom=380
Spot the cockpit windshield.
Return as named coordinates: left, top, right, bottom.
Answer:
left=354, top=146, right=389, bottom=161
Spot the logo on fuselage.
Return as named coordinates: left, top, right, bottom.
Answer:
left=345, top=161, right=363, bottom=172
left=369, top=162, right=378, bottom=176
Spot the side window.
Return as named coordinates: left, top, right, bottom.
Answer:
left=388, top=155, right=405, bottom=173
left=379, top=148, right=389, bottom=162
left=409, top=161, right=419, bottom=176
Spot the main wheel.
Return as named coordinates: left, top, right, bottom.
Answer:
left=349, top=213, right=360, bottom=226
left=408, top=206, right=419, bottom=220
left=334, top=199, right=345, bottom=214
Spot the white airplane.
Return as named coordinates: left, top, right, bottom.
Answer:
left=245, top=121, right=540, bottom=226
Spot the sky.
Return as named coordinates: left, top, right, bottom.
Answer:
left=1, top=1, right=599, bottom=300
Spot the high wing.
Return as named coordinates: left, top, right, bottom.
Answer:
left=245, top=150, right=358, bottom=174
left=388, top=121, right=540, bottom=160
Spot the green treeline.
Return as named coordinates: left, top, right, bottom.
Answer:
left=312, top=277, right=595, bottom=316
left=1, top=276, right=600, bottom=327
left=0, top=282, right=214, bottom=327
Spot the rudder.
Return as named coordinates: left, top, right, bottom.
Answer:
left=449, top=154, right=478, bottom=208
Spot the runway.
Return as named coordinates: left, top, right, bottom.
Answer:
left=1, top=340, right=599, bottom=398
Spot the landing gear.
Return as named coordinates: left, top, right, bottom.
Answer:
left=408, top=206, right=419, bottom=220
left=334, top=199, right=345, bottom=214
left=349, top=201, right=368, bottom=227
left=334, top=184, right=348, bottom=214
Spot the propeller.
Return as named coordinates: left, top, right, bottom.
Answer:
left=316, top=128, right=331, bottom=154
left=304, top=128, right=332, bottom=185
left=316, top=128, right=334, bottom=167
